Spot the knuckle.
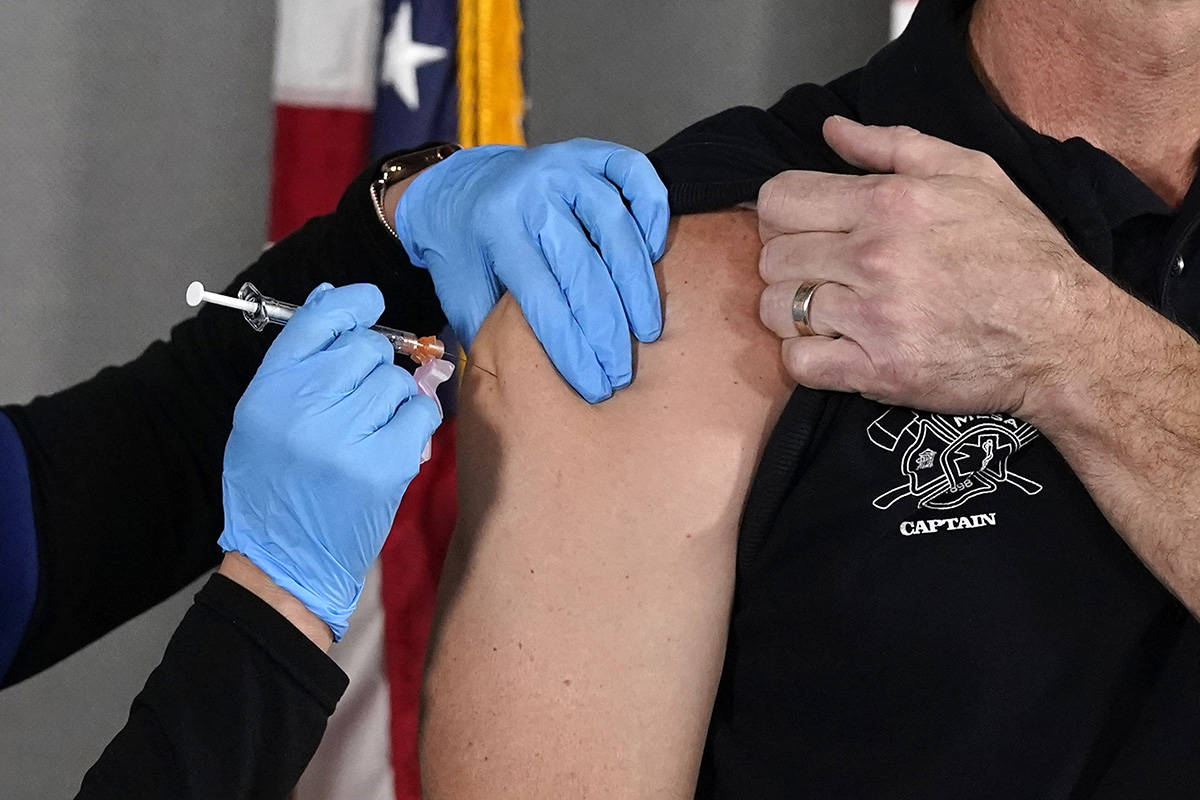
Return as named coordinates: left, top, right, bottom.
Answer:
left=537, top=164, right=577, bottom=197
left=757, top=171, right=797, bottom=215
left=893, top=125, right=922, bottom=144
left=970, top=150, right=1002, bottom=177
left=854, top=236, right=902, bottom=277
left=869, top=178, right=910, bottom=214
left=758, top=239, right=782, bottom=281
left=892, top=126, right=924, bottom=156
left=757, top=176, right=781, bottom=215
left=626, top=148, right=653, bottom=171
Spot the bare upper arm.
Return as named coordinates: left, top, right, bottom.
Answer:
left=420, top=210, right=793, bottom=798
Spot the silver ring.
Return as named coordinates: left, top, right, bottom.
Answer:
left=791, top=281, right=829, bottom=336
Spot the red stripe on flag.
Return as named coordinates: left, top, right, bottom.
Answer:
left=380, top=419, right=459, bottom=800
left=268, top=104, right=373, bottom=241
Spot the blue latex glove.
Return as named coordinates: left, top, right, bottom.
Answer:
left=217, top=283, right=442, bottom=640
left=394, top=138, right=669, bottom=403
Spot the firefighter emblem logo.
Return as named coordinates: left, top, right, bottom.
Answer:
left=868, top=409, right=1043, bottom=510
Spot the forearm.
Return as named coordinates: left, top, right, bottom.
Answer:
left=1023, top=277, right=1200, bottom=615
left=217, top=553, right=332, bottom=652
left=76, top=573, right=347, bottom=799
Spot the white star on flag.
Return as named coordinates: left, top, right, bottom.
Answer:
left=380, top=2, right=449, bottom=111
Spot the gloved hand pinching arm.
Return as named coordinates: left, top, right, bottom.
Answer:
left=394, top=138, right=669, bottom=403
left=217, top=283, right=442, bottom=640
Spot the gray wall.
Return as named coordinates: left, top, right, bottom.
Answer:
left=0, top=1, right=888, bottom=796
left=523, top=0, right=889, bottom=150
left=0, top=3, right=276, bottom=798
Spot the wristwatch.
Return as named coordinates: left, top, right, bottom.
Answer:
left=369, top=143, right=462, bottom=240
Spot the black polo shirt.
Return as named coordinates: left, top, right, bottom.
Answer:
left=648, top=0, right=1200, bottom=797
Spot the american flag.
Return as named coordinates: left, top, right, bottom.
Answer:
left=268, top=1, right=522, bottom=797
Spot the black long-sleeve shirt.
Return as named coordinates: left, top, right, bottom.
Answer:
left=76, top=575, right=348, bottom=799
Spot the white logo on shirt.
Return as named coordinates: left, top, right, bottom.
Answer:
left=868, top=409, right=1043, bottom=511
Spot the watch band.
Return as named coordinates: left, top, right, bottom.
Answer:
left=369, top=143, right=462, bottom=240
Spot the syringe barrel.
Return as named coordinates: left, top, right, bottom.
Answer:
left=376, top=328, right=421, bottom=355
left=373, top=327, right=445, bottom=363
left=262, top=299, right=298, bottom=325
left=237, top=281, right=444, bottom=364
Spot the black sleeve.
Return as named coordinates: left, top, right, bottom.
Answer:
left=1, top=154, right=446, bottom=686
left=645, top=80, right=860, bottom=215
left=75, top=574, right=349, bottom=800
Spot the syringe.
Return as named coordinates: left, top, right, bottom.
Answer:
left=186, top=281, right=448, bottom=366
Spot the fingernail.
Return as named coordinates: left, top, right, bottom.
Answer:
left=636, top=324, right=662, bottom=343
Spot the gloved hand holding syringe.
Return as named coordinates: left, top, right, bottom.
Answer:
left=185, top=280, right=451, bottom=366
left=186, top=280, right=454, bottom=464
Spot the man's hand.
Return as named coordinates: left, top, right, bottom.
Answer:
left=754, top=118, right=1200, bottom=620
left=395, top=139, right=669, bottom=404
left=756, top=115, right=1107, bottom=419
left=218, top=283, right=442, bottom=641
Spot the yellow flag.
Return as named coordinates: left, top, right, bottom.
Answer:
left=458, top=0, right=526, bottom=147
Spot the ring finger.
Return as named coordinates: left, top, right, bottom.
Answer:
left=758, top=231, right=850, bottom=283
left=759, top=279, right=861, bottom=339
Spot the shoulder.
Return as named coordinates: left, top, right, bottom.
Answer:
left=470, top=209, right=784, bottom=408
left=464, top=208, right=792, bottom=508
